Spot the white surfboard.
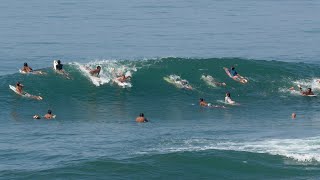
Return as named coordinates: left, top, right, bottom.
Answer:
left=9, top=85, right=43, bottom=100
left=53, top=60, right=58, bottom=70
left=19, top=69, right=46, bottom=75
left=113, top=78, right=132, bottom=88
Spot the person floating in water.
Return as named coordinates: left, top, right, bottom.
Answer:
left=225, top=92, right=235, bottom=104
left=33, top=110, right=56, bottom=120
left=89, top=66, right=101, bottom=76
left=21, top=63, right=33, bottom=73
left=136, top=113, right=148, bottom=123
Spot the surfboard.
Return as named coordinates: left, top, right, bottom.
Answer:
left=113, top=78, right=132, bottom=88
left=164, top=75, right=193, bottom=90
left=19, top=69, right=46, bottom=75
left=217, top=100, right=239, bottom=106
left=9, top=85, right=43, bottom=100
left=78, top=64, right=102, bottom=86
left=223, top=67, right=248, bottom=84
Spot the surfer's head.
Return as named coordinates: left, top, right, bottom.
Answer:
left=24, top=62, right=28, bottom=67
left=47, top=110, right=52, bottom=114
left=57, top=60, right=61, bottom=64
left=200, top=98, right=204, bottom=102
left=226, top=92, right=231, bottom=97
left=140, top=113, right=144, bottom=117
left=231, top=67, right=235, bottom=70
left=97, top=66, right=101, bottom=69
left=16, top=82, right=21, bottom=86
left=308, top=88, right=312, bottom=92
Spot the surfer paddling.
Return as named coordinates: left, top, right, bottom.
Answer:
left=290, top=85, right=315, bottom=96
left=117, top=74, right=131, bottom=83
left=136, top=113, right=148, bottom=123
left=33, top=110, right=56, bottom=120
left=54, top=60, right=71, bottom=79
left=199, top=98, right=226, bottom=108
left=21, top=63, right=33, bottom=73
left=89, top=66, right=101, bottom=76
left=223, top=66, right=248, bottom=84
left=14, top=82, right=42, bottom=100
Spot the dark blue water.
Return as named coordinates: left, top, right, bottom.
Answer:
left=1, top=0, right=320, bottom=179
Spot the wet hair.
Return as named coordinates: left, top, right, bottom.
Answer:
left=140, top=113, right=144, bottom=117
left=231, top=67, right=235, bottom=70
left=226, top=92, right=231, bottom=97
left=308, top=88, right=312, bottom=91
left=97, top=66, right=101, bottom=69
left=24, top=62, right=28, bottom=66
left=16, top=82, right=21, bottom=86
left=200, top=98, right=204, bottom=101
left=48, top=110, right=52, bottom=114
left=57, top=60, right=61, bottom=64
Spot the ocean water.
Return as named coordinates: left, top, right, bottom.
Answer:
left=1, top=0, right=320, bottom=179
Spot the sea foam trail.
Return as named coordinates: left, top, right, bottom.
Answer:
left=140, top=137, right=320, bottom=163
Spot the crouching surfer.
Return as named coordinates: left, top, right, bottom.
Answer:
left=225, top=92, right=236, bottom=104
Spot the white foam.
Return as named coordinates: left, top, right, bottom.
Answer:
left=72, top=60, right=137, bottom=87
left=140, top=137, right=320, bottom=163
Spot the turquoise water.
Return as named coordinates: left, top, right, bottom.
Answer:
left=1, top=0, right=320, bottom=179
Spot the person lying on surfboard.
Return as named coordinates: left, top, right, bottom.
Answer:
left=21, top=63, right=33, bottom=73
left=299, top=86, right=314, bottom=96
left=89, top=66, right=101, bottom=76
left=290, top=85, right=315, bottom=96
left=136, top=113, right=148, bottom=123
left=225, top=92, right=236, bottom=104
left=14, top=82, right=43, bottom=100
left=33, top=110, right=56, bottom=120
left=199, top=98, right=208, bottom=107
left=15, top=82, right=24, bottom=94
left=117, top=74, right=131, bottom=83
left=224, top=66, right=248, bottom=84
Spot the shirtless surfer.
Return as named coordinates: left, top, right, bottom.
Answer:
left=21, top=63, right=33, bottom=73
left=117, top=74, right=131, bottom=83
left=89, top=66, right=101, bottom=76
left=199, top=98, right=208, bottom=107
left=290, top=85, right=315, bottom=96
left=136, top=113, right=148, bottom=123
left=33, top=110, right=55, bottom=119
left=15, top=82, right=42, bottom=100
left=15, top=82, right=24, bottom=94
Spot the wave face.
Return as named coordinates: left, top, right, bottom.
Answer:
left=1, top=57, right=320, bottom=179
